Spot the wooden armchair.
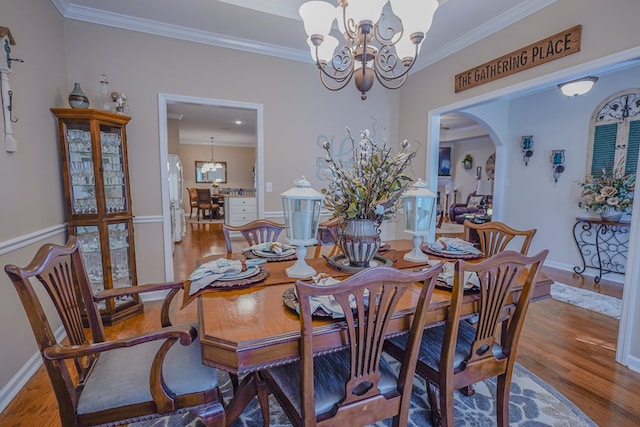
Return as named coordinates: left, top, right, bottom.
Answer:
left=259, top=265, right=442, bottom=427
left=463, top=220, right=537, bottom=256
left=222, top=219, right=284, bottom=253
left=385, top=250, right=548, bottom=426
left=187, top=187, right=198, bottom=218
left=4, top=236, right=226, bottom=426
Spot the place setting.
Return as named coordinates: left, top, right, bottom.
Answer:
left=241, top=241, right=297, bottom=262
left=422, top=236, right=484, bottom=260
left=435, top=261, right=481, bottom=291
left=282, top=273, right=363, bottom=319
left=182, top=257, right=269, bottom=306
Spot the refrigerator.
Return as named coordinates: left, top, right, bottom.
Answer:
left=167, top=154, right=186, bottom=243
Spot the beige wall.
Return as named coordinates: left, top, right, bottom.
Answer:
left=0, top=0, right=68, bottom=401
left=167, top=118, right=180, bottom=154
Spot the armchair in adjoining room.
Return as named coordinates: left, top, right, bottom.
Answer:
left=449, top=191, right=493, bottom=224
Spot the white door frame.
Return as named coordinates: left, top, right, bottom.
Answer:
left=158, top=93, right=264, bottom=280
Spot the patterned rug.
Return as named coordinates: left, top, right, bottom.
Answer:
left=131, top=360, right=597, bottom=427
left=551, top=282, right=622, bottom=319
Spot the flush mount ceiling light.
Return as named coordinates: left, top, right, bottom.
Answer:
left=558, top=76, right=598, bottom=97
left=299, top=0, right=439, bottom=100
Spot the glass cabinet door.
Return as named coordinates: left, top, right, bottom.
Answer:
left=108, top=222, right=135, bottom=308
left=100, top=125, right=128, bottom=213
left=67, top=126, right=97, bottom=215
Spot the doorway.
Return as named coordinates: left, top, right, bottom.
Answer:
left=158, top=93, right=264, bottom=280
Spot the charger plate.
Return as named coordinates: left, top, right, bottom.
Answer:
left=324, top=254, right=393, bottom=273
left=422, top=244, right=483, bottom=260
left=244, top=249, right=297, bottom=262
left=205, top=266, right=269, bottom=288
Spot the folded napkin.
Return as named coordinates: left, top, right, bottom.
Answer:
left=297, top=277, right=370, bottom=319
left=242, top=241, right=294, bottom=255
left=188, top=258, right=266, bottom=296
left=431, top=237, right=482, bottom=255
left=438, top=261, right=480, bottom=289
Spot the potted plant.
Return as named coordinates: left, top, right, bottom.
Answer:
left=321, top=128, right=416, bottom=267
left=462, top=154, right=473, bottom=169
left=578, top=170, right=635, bottom=221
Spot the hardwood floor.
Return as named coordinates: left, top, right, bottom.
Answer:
left=1, top=221, right=639, bottom=426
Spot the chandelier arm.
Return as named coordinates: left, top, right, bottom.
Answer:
left=314, top=44, right=355, bottom=86
left=373, top=42, right=419, bottom=84
left=319, top=67, right=354, bottom=91
left=337, top=2, right=359, bottom=41
left=373, top=19, right=403, bottom=46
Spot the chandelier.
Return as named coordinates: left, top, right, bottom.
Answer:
left=201, top=137, right=222, bottom=174
left=299, top=0, right=439, bottom=100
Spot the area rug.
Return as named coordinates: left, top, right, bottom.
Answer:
left=131, top=360, right=597, bottom=427
left=551, top=282, right=622, bottom=319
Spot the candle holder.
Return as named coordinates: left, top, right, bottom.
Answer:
left=402, top=179, right=437, bottom=262
left=281, top=176, right=324, bottom=278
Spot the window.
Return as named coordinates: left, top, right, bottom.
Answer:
left=588, top=90, right=640, bottom=176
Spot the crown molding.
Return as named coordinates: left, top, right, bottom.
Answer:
left=50, top=0, right=555, bottom=71
left=50, top=0, right=310, bottom=63
left=414, top=0, right=557, bottom=71
left=180, top=139, right=256, bottom=148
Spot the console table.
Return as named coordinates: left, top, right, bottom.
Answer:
left=572, top=217, right=630, bottom=283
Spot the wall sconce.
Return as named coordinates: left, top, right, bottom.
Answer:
left=551, top=149, right=566, bottom=183
left=281, top=176, right=324, bottom=278
left=402, top=179, right=437, bottom=262
left=1, top=26, right=22, bottom=153
left=521, top=135, right=534, bottom=166
left=476, top=166, right=482, bottom=180
left=558, top=76, right=598, bottom=97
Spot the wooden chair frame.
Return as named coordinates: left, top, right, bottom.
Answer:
left=463, top=220, right=536, bottom=256
left=385, top=250, right=548, bottom=427
left=260, top=265, right=442, bottom=427
left=4, top=236, right=225, bottom=426
left=187, top=187, right=198, bottom=219
left=222, top=219, right=284, bottom=253
left=196, top=188, right=217, bottom=220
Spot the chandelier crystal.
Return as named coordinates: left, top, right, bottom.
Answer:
left=201, top=137, right=222, bottom=174
left=299, top=0, right=439, bottom=100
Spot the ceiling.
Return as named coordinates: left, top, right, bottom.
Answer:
left=52, top=0, right=558, bottom=145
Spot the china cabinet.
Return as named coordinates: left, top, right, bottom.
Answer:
left=51, top=108, right=142, bottom=325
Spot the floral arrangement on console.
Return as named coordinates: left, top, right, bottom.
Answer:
left=321, top=128, right=416, bottom=222
left=578, top=170, right=635, bottom=213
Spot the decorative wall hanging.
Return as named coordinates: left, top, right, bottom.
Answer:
left=462, top=154, right=473, bottom=169
left=521, top=135, right=534, bottom=166
left=1, top=26, right=23, bottom=152
left=476, top=166, right=482, bottom=180
left=551, top=149, right=566, bottom=183
left=485, top=153, right=496, bottom=180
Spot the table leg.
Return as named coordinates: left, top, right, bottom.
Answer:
left=225, top=373, right=259, bottom=426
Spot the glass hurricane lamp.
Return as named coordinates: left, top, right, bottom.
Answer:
left=402, top=178, right=437, bottom=262
left=281, top=176, right=324, bottom=278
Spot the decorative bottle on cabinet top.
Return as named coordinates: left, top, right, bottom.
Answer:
left=68, top=82, right=89, bottom=109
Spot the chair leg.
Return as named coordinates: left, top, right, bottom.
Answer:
left=194, top=400, right=226, bottom=427
left=495, top=373, right=511, bottom=427
left=427, top=381, right=442, bottom=427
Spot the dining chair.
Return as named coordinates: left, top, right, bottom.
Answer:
left=384, top=249, right=548, bottom=427
left=187, top=187, right=198, bottom=218
left=314, top=217, right=343, bottom=258
left=259, top=264, right=442, bottom=427
left=4, top=236, right=226, bottom=426
left=463, top=220, right=537, bottom=256
left=222, top=219, right=284, bottom=253
left=196, top=188, right=218, bottom=220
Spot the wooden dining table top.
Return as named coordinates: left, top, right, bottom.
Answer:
left=196, top=240, right=553, bottom=375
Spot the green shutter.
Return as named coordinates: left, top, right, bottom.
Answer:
left=626, top=120, right=640, bottom=175
left=592, top=123, right=618, bottom=175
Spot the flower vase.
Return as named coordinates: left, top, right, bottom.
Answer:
left=600, top=206, right=624, bottom=222
left=339, top=219, right=381, bottom=268
left=68, top=83, right=89, bottom=109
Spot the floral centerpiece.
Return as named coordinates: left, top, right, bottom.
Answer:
left=320, top=127, right=416, bottom=268
left=321, top=128, right=416, bottom=222
left=578, top=170, right=635, bottom=219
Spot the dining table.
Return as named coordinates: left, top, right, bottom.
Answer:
left=191, top=239, right=553, bottom=425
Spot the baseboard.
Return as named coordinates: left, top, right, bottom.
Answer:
left=543, top=259, right=624, bottom=284
left=0, top=325, right=66, bottom=414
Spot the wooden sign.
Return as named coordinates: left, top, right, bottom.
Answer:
left=454, top=25, right=582, bottom=93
